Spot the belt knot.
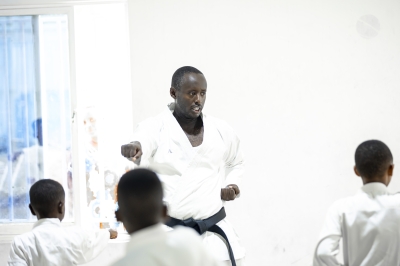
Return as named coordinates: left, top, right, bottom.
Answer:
left=182, top=218, right=207, bottom=234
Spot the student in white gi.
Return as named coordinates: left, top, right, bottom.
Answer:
left=313, top=140, right=399, bottom=266
left=8, top=179, right=117, bottom=266
left=121, top=66, right=245, bottom=266
left=112, top=168, right=221, bottom=266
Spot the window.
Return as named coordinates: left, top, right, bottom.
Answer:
left=0, top=14, right=73, bottom=222
left=0, top=2, right=133, bottom=235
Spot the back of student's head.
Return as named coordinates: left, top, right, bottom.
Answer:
left=30, top=179, right=65, bottom=218
left=117, top=168, right=164, bottom=233
left=355, top=140, right=393, bottom=179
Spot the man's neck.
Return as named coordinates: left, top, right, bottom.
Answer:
left=173, top=111, right=203, bottom=135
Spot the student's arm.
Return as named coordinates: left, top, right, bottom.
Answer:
left=313, top=235, right=343, bottom=266
left=313, top=202, right=343, bottom=266
left=8, top=239, right=28, bottom=266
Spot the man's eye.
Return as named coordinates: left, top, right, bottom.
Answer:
left=201, top=92, right=206, bottom=96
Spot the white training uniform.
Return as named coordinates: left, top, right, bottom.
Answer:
left=314, top=182, right=400, bottom=266
left=112, top=223, right=222, bottom=266
left=131, top=103, right=245, bottom=261
left=8, top=218, right=109, bottom=266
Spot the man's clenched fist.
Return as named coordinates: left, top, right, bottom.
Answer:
left=221, top=184, right=240, bottom=201
left=121, top=141, right=142, bottom=163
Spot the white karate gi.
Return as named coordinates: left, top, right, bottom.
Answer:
left=131, top=103, right=245, bottom=262
left=314, top=182, right=400, bottom=266
left=112, top=223, right=221, bottom=266
left=8, top=218, right=110, bottom=266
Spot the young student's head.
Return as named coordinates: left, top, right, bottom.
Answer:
left=116, top=168, right=166, bottom=234
left=29, top=179, right=65, bottom=221
left=354, top=140, right=394, bottom=186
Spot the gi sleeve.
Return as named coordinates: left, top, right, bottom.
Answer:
left=313, top=201, right=343, bottom=266
left=222, top=123, right=245, bottom=188
left=131, top=117, right=161, bottom=163
left=8, top=238, right=28, bottom=266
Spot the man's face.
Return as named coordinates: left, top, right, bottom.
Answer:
left=171, top=73, right=207, bottom=119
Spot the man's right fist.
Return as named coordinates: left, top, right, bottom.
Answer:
left=121, top=141, right=143, bottom=162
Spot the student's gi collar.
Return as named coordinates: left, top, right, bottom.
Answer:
left=32, top=218, right=61, bottom=229
left=127, top=223, right=171, bottom=251
left=361, top=182, right=389, bottom=196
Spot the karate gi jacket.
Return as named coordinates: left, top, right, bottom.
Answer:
left=314, top=182, right=400, bottom=266
left=131, top=103, right=245, bottom=260
left=8, top=218, right=109, bottom=266
left=112, top=223, right=221, bottom=266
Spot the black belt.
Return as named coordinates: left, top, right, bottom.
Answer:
left=165, top=207, right=236, bottom=266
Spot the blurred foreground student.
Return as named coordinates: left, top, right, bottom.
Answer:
left=314, top=140, right=399, bottom=266
left=8, top=179, right=117, bottom=266
left=112, top=168, right=221, bottom=266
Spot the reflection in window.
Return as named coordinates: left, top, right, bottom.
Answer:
left=0, top=15, right=72, bottom=222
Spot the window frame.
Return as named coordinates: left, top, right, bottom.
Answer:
left=0, top=6, right=83, bottom=242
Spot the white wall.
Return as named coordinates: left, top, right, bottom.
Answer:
left=127, top=0, right=400, bottom=265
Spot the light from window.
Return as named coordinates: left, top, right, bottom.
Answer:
left=0, top=14, right=72, bottom=222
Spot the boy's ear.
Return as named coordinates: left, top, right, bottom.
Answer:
left=354, top=166, right=361, bottom=177
left=388, top=164, right=394, bottom=176
left=29, top=204, right=36, bottom=216
left=57, top=201, right=64, bottom=214
left=162, top=204, right=168, bottom=219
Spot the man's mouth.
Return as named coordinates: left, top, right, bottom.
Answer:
left=191, top=106, right=201, bottom=112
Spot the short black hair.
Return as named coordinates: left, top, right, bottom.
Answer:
left=117, top=168, right=163, bottom=227
left=171, top=66, right=203, bottom=91
left=355, top=140, right=393, bottom=179
left=29, top=179, right=65, bottom=217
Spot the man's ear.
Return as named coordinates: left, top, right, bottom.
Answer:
left=162, top=204, right=168, bottom=220
left=29, top=204, right=36, bottom=216
left=170, top=87, right=177, bottom=100
left=57, top=201, right=64, bottom=214
left=354, top=166, right=361, bottom=177
left=388, top=164, right=394, bottom=176
left=115, top=210, right=122, bottom=222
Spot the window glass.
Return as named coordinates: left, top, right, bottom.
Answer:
left=0, top=14, right=72, bottom=222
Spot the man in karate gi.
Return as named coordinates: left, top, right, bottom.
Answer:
left=121, top=66, right=245, bottom=266
left=113, top=168, right=221, bottom=266
left=314, top=140, right=400, bottom=266
left=8, top=179, right=117, bottom=266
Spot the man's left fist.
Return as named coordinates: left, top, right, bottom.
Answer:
left=221, top=184, right=240, bottom=201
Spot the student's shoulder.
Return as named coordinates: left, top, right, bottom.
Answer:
left=327, top=191, right=377, bottom=214
left=11, top=231, right=35, bottom=246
